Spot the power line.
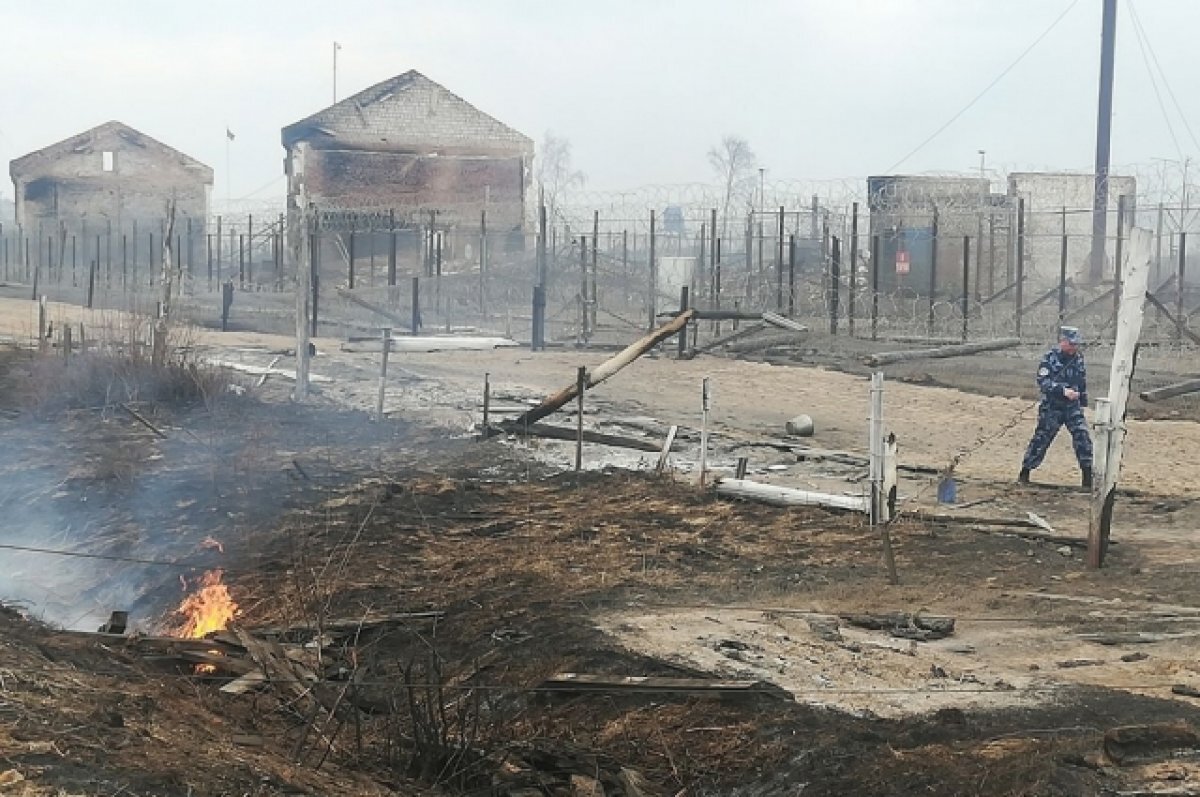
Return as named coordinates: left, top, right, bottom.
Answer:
left=1128, top=0, right=1200, bottom=157
left=1126, top=1, right=1185, bottom=165
left=885, top=0, right=1081, bottom=174
left=0, top=541, right=210, bottom=570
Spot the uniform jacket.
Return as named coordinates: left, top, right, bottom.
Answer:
left=1036, top=347, right=1088, bottom=407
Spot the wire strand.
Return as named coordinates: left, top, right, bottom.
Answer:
left=885, top=0, right=1081, bottom=173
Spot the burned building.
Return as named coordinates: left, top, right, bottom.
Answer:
left=282, top=70, right=533, bottom=254
left=9, top=121, right=213, bottom=239
left=868, top=175, right=1010, bottom=298
left=1007, top=171, right=1137, bottom=287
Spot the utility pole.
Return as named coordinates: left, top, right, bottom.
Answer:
left=1089, top=0, right=1118, bottom=285
left=332, top=41, right=342, bottom=103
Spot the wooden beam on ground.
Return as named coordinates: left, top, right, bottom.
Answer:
left=250, top=612, right=445, bottom=639
left=207, top=359, right=333, bottom=384
left=496, top=421, right=665, bottom=453
left=714, top=477, right=869, bottom=513
left=1143, top=291, right=1200, bottom=345
left=1139, top=378, right=1200, bottom=402
left=863, top=337, right=1021, bottom=367
left=503, top=310, right=694, bottom=430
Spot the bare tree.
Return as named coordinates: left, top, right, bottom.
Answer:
left=536, top=131, right=585, bottom=224
left=708, top=135, right=757, bottom=239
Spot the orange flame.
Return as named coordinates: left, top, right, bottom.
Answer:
left=173, top=569, right=238, bottom=639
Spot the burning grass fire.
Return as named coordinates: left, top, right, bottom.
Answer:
left=172, top=569, right=238, bottom=639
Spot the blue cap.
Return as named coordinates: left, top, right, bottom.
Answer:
left=1059, top=326, right=1082, bottom=344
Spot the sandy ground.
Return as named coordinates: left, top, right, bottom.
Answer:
left=5, top=293, right=1200, bottom=535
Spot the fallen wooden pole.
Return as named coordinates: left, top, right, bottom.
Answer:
left=724, top=329, right=809, bottom=354
left=504, top=310, right=694, bottom=430
left=1139, top=377, right=1200, bottom=403
left=715, top=477, right=868, bottom=513
left=496, top=421, right=666, bottom=453
left=539, top=673, right=784, bottom=698
left=863, top=337, right=1020, bottom=367
left=335, top=286, right=410, bottom=328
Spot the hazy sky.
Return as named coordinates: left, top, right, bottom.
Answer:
left=2, top=0, right=1198, bottom=208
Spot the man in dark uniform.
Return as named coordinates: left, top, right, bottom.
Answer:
left=1019, top=326, right=1093, bottom=488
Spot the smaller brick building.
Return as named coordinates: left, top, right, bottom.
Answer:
left=9, top=121, right=212, bottom=236
left=282, top=70, right=533, bottom=238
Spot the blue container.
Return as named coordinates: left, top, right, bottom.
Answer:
left=937, top=477, right=957, bottom=504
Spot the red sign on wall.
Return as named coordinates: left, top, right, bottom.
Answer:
left=896, top=250, right=910, bottom=276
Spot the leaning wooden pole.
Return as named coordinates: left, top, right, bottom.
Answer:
left=1088, top=227, right=1152, bottom=569
left=507, top=309, right=695, bottom=429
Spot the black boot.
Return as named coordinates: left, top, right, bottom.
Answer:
left=1018, top=468, right=1031, bottom=485
left=1082, top=467, right=1093, bottom=489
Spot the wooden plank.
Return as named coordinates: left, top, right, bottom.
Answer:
left=540, top=673, right=772, bottom=693
left=863, top=337, right=1021, bottom=367
left=251, top=611, right=445, bottom=638
left=206, top=359, right=333, bottom=384
left=51, top=629, right=243, bottom=653
left=220, top=669, right=269, bottom=695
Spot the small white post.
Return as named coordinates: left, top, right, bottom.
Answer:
left=868, top=372, right=884, bottom=522
left=699, top=377, right=711, bottom=486
left=868, top=372, right=898, bottom=584
left=375, top=327, right=391, bottom=421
